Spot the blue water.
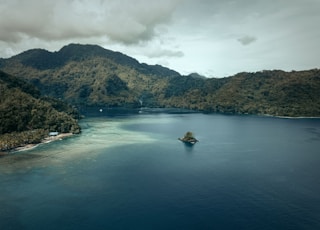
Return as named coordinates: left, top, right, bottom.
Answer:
left=1, top=111, right=320, bottom=229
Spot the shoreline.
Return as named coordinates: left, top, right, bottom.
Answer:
left=261, top=113, right=320, bottom=119
left=12, top=133, right=74, bottom=153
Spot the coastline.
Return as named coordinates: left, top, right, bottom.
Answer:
left=262, top=113, right=320, bottom=119
left=13, top=133, right=74, bottom=153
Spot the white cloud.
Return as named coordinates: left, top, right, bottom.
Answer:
left=0, top=0, right=182, bottom=43
left=0, top=0, right=319, bottom=77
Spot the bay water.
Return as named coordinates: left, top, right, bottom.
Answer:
left=1, top=110, right=320, bottom=229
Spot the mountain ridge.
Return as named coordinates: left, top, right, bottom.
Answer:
left=0, top=44, right=319, bottom=117
left=3, top=44, right=180, bottom=77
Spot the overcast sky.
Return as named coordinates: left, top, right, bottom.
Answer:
left=0, top=0, right=319, bottom=77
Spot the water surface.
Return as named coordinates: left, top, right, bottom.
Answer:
left=1, top=111, right=320, bottom=229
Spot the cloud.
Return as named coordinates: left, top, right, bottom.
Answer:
left=0, top=0, right=320, bottom=77
left=0, top=0, right=182, bottom=44
left=237, top=35, right=257, bottom=46
left=144, top=48, right=184, bottom=58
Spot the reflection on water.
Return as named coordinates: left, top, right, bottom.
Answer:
left=182, top=142, right=196, bottom=154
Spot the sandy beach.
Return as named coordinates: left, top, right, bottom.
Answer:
left=13, top=133, right=74, bottom=152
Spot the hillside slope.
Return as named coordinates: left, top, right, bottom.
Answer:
left=0, top=44, right=180, bottom=107
left=209, top=70, right=320, bottom=116
left=0, top=70, right=81, bottom=151
left=1, top=44, right=319, bottom=117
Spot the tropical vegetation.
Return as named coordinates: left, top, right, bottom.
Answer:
left=0, top=70, right=81, bottom=151
left=1, top=44, right=319, bottom=117
left=0, top=43, right=319, bottom=151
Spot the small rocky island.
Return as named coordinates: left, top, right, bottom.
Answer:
left=178, top=131, right=199, bottom=145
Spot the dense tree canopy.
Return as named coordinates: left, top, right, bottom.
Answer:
left=0, top=71, right=81, bottom=151
left=1, top=44, right=319, bottom=117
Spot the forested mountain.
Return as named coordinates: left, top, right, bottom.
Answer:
left=0, top=70, right=81, bottom=151
left=1, top=43, right=319, bottom=117
left=0, top=44, right=180, bottom=107
left=163, top=70, right=320, bottom=117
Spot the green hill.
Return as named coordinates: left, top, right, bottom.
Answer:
left=209, top=70, right=320, bottom=116
left=0, top=43, right=319, bottom=117
left=0, top=70, right=81, bottom=151
left=0, top=44, right=180, bottom=107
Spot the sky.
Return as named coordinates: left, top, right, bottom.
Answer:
left=0, top=0, right=319, bottom=78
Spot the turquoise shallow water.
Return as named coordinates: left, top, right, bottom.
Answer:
left=1, top=110, right=320, bottom=229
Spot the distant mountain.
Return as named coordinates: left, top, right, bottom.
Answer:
left=0, top=44, right=180, bottom=107
left=0, top=70, right=81, bottom=151
left=183, top=70, right=320, bottom=116
left=1, top=43, right=180, bottom=77
left=0, top=44, right=319, bottom=117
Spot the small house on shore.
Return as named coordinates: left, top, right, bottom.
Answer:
left=49, top=132, right=59, bottom=136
